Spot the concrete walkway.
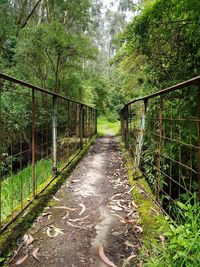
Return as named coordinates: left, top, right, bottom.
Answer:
left=9, top=137, right=140, bottom=267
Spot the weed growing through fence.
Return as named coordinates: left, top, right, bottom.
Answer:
left=1, top=159, right=52, bottom=221
left=142, top=194, right=200, bottom=267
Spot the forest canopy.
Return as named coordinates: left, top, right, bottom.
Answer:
left=1, top=0, right=200, bottom=117
left=114, top=0, right=200, bottom=98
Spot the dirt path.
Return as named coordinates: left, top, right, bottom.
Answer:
left=9, top=137, right=141, bottom=267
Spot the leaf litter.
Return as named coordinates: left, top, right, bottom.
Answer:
left=32, top=247, right=40, bottom=261
left=122, top=254, right=137, bottom=267
left=99, top=244, right=117, bottom=267
left=23, top=234, right=34, bottom=246
left=46, top=225, right=65, bottom=238
left=53, top=206, right=77, bottom=211
left=68, top=215, right=89, bottom=222
left=67, top=221, right=87, bottom=230
left=15, top=254, right=28, bottom=265
left=79, top=203, right=86, bottom=215
left=53, top=196, right=61, bottom=202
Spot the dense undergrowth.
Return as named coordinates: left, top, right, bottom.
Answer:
left=143, top=194, right=200, bottom=267
left=121, top=137, right=200, bottom=267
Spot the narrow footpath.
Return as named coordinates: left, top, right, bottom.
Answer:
left=9, top=136, right=141, bottom=267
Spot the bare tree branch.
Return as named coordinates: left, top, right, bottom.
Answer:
left=21, top=0, right=43, bottom=28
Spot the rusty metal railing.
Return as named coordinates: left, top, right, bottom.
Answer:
left=121, top=76, right=200, bottom=212
left=0, top=73, right=97, bottom=232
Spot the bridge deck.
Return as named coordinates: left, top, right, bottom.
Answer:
left=9, top=136, right=140, bottom=267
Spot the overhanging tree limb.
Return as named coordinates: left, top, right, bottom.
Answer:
left=21, top=0, right=43, bottom=29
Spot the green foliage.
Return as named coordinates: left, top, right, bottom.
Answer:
left=13, top=20, right=97, bottom=96
left=97, top=116, right=120, bottom=136
left=1, top=158, right=51, bottom=221
left=114, top=0, right=200, bottom=96
left=116, top=2, right=200, bottom=265
left=143, top=194, right=200, bottom=267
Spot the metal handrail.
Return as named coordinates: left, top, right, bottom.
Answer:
left=121, top=76, right=200, bottom=211
left=0, top=73, right=97, bottom=232
left=121, top=75, right=200, bottom=112
left=0, top=73, right=94, bottom=109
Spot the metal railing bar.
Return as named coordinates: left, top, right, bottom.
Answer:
left=142, top=157, right=192, bottom=194
left=0, top=73, right=94, bottom=109
left=122, top=75, right=200, bottom=111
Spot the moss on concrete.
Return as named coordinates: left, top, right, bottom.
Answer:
left=0, top=137, right=96, bottom=263
left=120, top=140, right=170, bottom=251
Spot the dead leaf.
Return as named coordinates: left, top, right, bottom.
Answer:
left=122, top=254, right=137, bottom=267
left=79, top=203, right=86, bottom=215
left=23, top=234, right=34, bottom=246
left=67, top=221, right=87, bottom=230
left=32, top=247, right=40, bottom=261
left=132, top=201, right=139, bottom=209
left=115, top=201, right=128, bottom=210
left=72, top=179, right=80, bottom=183
left=46, top=226, right=64, bottom=238
left=23, top=234, right=29, bottom=244
left=15, top=254, right=28, bottom=265
left=150, top=207, right=159, bottom=215
left=74, top=188, right=82, bottom=192
left=62, top=211, right=69, bottom=220
left=41, top=212, right=52, bottom=218
left=121, top=218, right=135, bottom=224
left=138, top=261, right=142, bottom=267
left=26, top=235, right=34, bottom=246
left=135, top=225, right=143, bottom=233
left=54, top=206, right=77, bottom=211
left=111, top=230, right=124, bottom=236
left=110, top=193, right=122, bottom=200
left=69, top=215, right=89, bottom=222
left=159, top=234, right=165, bottom=245
left=127, top=209, right=135, bottom=217
left=110, top=205, right=123, bottom=211
left=127, top=186, right=135, bottom=194
left=124, top=241, right=136, bottom=249
left=99, top=244, right=117, bottom=267
left=53, top=196, right=61, bottom=202
left=47, top=227, right=54, bottom=238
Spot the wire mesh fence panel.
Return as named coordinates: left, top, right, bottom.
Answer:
left=0, top=73, right=97, bottom=232
left=121, top=77, right=200, bottom=215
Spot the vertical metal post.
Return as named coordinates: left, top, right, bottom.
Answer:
left=197, top=85, right=200, bottom=200
left=79, top=104, right=83, bottom=149
left=157, top=96, right=163, bottom=201
left=67, top=100, right=70, bottom=162
left=85, top=107, right=88, bottom=142
left=95, top=109, right=97, bottom=135
left=75, top=103, right=78, bottom=147
left=169, top=94, right=173, bottom=202
left=52, top=95, right=57, bottom=176
left=135, top=100, right=148, bottom=168
left=125, top=106, right=129, bottom=149
left=0, top=79, right=2, bottom=226
left=178, top=110, right=181, bottom=198
left=89, top=108, right=92, bottom=137
left=121, top=111, right=124, bottom=138
left=31, top=89, right=36, bottom=197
